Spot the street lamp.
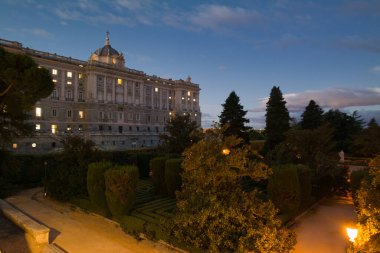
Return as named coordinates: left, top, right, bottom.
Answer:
left=222, top=148, right=230, bottom=155
left=44, top=161, right=48, bottom=198
left=346, top=227, right=358, bottom=253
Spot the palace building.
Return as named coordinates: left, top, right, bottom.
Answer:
left=0, top=34, right=201, bottom=153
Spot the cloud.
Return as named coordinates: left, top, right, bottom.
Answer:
left=371, top=65, right=380, bottom=73
left=190, top=5, right=262, bottom=31
left=341, top=36, right=380, bottom=53
left=253, top=87, right=380, bottom=113
left=113, top=0, right=152, bottom=11
left=28, top=28, right=51, bottom=37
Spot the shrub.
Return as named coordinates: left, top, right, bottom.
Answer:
left=136, top=152, right=157, bottom=178
left=350, top=170, right=370, bottom=198
left=87, top=161, right=113, bottom=216
left=150, top=157, right=168, bottom=195
left=165, top=159, right=182, bottom=198
left=268, top=164, right=312, bottom=216
left=105, top=165, right=139, bottom=218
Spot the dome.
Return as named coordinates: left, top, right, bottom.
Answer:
left=94, top=44, right=119, bottom=56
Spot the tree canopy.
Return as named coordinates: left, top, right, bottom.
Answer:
left=300, top=100, right=324, bottom=129
left=168, top=131, right=296, bottom=252
left=264, top=86, right=290, bottom=153
left=0, top=47, right=54, bottom=145
left=219, top=91, right=250, bottom=143
left=159, top=114, right=202, bottom=154
left=354, top=118, right=380, bottom=157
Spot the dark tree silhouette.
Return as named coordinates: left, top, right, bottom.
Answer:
left=219, top=91, right=250, bottom=143
left=0, top=48, right=54, bottom=145
left=264, top=86, right=290, bottom=153
left=300, top=100, right=324, bottom=129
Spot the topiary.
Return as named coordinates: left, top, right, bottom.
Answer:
left=165, top=159, right=182, bottom=198
left=105, top=165, right=139, bottom=218
left=87, top=161, right=113, bottom=216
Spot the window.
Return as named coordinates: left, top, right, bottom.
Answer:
left=193, top=98, right=196, bottom=102
left=188, top=91, right=191, bottom=96
left=67, top=125, right=72, bottom=131
left=79, top=92, right=83, bottom=101
left=32, top=143, right=37, bottom=148
left=36, top=124, right=41, bottom=130
left=12, top=143, right=17, bottom=149
left=79, top=73, right=83, bottom=79
left=51, top=124, right=57, bottom=134
left=52, top=89, right=58, bottom=98
left=108, top=126, right=112, bottom=131
left=99, top=125, right=103, bottom=131
left=53, top=79, right=57, bottom=83
left=136, top=126, right=140, bottom=131
left=36, top=107, right=42, bottom=117
left=52, top=109, right=57, bottom=117
left=155, top=87, right=158, bottom=92
left=78, top=125, right=83, bottom=131
left=79, top=111, right=84, bottom=119
left=66, top=90, right=72, bottom=99
left=67, top=110, right=72, bottom=118
left=52, top=69, right=57, bottom=75
left=117, top=78, right=123, bottom=85
left=118, top=126, right=123, bottom=133
left=67, top=71, right=72, bottom=78
left=67, top=81, right=72, bottom=85
left=129, top=126, right=132, bottom=131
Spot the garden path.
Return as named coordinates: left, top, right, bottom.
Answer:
left=291, top=196, right=356, bottom=253
left=5, top=188, right=178, bottom=253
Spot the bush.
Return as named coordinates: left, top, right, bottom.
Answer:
left=47, top=136, right=98, bottom=201
left=350, top=170, right=370, bottom=198
left=87, top=161, right=113, bottom=216
left=268, top=164, right=312, bottom=216
left=268, top=164, right=301, bottom=216
left=105, top=165, right=139, bottom=217
left=165, top=159, right=182, bottom=198
left=150, top=157, right=168, bottom=195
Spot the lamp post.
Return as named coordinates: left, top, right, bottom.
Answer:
left=44, top=161, right=48, bottom=198
left=222, top=148, right=230, bottom=155
left=346, top=227, right=358, bottom=253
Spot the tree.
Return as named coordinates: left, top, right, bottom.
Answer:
left=219, top=91, right=250, bottom=143
left=0, top=47, right=54, bottom=145
left=323, top=109, right=363, bottom=152
left=354, top=118, right=380, bottom=157
left=264, top=86, right=290, bottom=153
left=300, top=100, right=324, bottom=129
left=168, top=131, right=296, bottom=252
left=160, top=114, right=202, bottom=154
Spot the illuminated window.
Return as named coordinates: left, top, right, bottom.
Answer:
left=79, top=73, right=83, bottom=79
left=12, top=143, right=17, bottom=149
left=51, top=124, right=57, bottom=134
left=78, top=125, right=83, bottom=131
left=193, top=98, right=196, bottom=102
left=187, top=91, right=191, bottom=96
left=32, top=143, right=37, bottom=148
left=155, top=87, right=158, bottom=92
left=169, top=96, right=172, bottom=99
left=182, top=97, right=185, bottom=100
left=36, top=124, right=41, bottom=130
left=53, top=79, right=57, bottom=83
left=67, top=81, right=72, bottom=85
left=79, top=111, right=84, bottom=119
left=52, top=69, right=57, bottom=75
left=67, top=71, right=72, bottom=78
left=36, top=107, right=42, bottom=117
left=117, top=78, right=123, bottom=85
left=67, top=125, right=72, bottom=131
left=195, top=113, right=198, bottom=117
left=169, top=112, right=172, bottom=115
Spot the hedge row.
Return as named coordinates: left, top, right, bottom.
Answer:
left=268, top=164, right=312, bottom=217
left=149, top=157, right=183, bottom=198
left=87, top=162, right=139, bottom=218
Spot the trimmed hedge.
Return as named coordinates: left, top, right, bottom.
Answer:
left=165, top=159, right=182, bottom=198
left=105, top=165, right=139, bottom=217
left=350, top=169, right=370, bottom=198
left=87, top=161, right=113, bottom=216
left=268, top=164, right=312, bottom=216
left=150, top=157, right=168, bottom=195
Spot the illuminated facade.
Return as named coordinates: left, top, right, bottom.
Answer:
left=0, top=35, right=201, bottom=153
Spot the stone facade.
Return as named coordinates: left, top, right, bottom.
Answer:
left=0, top=36, right=201, bottom=153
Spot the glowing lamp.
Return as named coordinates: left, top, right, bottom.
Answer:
left=346, top=227, right=358, bottom=243
left=222, top=149, right=230, bottom=155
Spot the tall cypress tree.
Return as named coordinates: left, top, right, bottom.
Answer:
left=300, top=100, right=324, bottom=129
left=264, top=86, right=290, bottom=152
left=219, top=91, right=250, bottom=143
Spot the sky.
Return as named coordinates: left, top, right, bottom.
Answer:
left=1, top=0, right=380, bottom=128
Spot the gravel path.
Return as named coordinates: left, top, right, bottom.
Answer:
left=5, top=188, right=178, bottom=253
left=291, top=196, right=356, bottom=253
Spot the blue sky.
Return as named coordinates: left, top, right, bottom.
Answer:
left=1, top=0, right=380, bottom=128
